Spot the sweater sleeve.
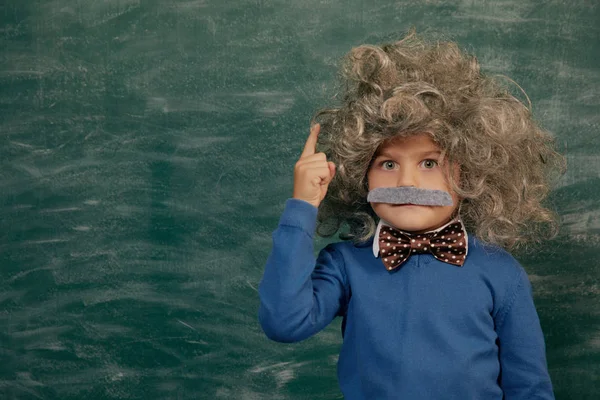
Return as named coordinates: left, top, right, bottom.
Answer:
left=258, top=199, right=347, bottom=343
left=496, top=267, right=554, bottom=400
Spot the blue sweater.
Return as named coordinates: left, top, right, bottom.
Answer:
left=258, top=199, right=554, bottom=399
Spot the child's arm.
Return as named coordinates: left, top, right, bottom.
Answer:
left=496, top=267, right=554, bottom=399
left=258, top=123, right=344, bottom=342
left=258, top=198, right=347, bottom=342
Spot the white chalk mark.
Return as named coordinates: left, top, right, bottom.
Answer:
left=249, top=361, right=292, bottom=374
left=7, top=267, right=53, bottom=283
left=186, top=340, right=209, bottom=345
left=12, top=204, right=33, bottom=210
left=13, top=163, right=42, bottom=178
left=10, top=141, right=34, bottom=148
left=0, top=70, right=44, bottom=77
left=39, top=207, right=80, bottom=213
left=21, top=239, right=69, bottom=245
left=246, top=280, right=258, bottom=292
left=87, top=1, right=141, bottom=28
left=176, top=319, right=198, bottom=332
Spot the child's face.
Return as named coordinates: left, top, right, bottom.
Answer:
left=367, top=133, right=460, bottom=233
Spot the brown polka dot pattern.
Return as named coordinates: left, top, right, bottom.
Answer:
left=378, top=221, right=467, bottom=271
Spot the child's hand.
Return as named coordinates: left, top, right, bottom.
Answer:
left=293, top=123, right=336, bottom=208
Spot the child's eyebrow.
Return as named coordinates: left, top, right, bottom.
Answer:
left=419, top=150, right=442, bottom=158
left=375, top=149, right=441, bottom=159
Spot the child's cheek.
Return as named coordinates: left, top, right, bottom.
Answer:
left=366, top=167, right=386, bottom=189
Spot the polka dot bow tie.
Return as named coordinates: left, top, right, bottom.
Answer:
left=378, top=220, right=468, bottom=271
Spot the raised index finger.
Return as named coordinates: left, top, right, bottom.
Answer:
left=301, top=123, right=320, bottom=158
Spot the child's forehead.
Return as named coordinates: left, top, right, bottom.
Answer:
left=376, top=133, right=442, bottom=154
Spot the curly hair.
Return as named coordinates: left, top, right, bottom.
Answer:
left=311, top=29, right=566, bottom=250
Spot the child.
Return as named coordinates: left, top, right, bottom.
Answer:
left=258, top=29, right=565, bottom=399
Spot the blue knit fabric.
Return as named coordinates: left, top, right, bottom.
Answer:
left=259, top=199, right=554, bottom=400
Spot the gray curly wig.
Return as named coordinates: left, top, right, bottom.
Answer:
left=311, top=29, right=566, bottom=250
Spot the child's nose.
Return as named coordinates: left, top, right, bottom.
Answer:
left=395, top=168, right=418, bottom=187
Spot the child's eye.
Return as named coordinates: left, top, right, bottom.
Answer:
left=382, top=161, right=396, bottom=170
left=420, top=159, right=438, bottom=169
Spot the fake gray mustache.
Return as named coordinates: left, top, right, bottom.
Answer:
left=367, top=186, right=453, bottom=206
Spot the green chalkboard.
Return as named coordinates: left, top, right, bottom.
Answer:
left=1, top=0, right=599, bottom=399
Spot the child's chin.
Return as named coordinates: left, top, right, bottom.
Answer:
left=389, top=220, right=431, bottom=232
left=387, top=215, right=439, bottom=232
